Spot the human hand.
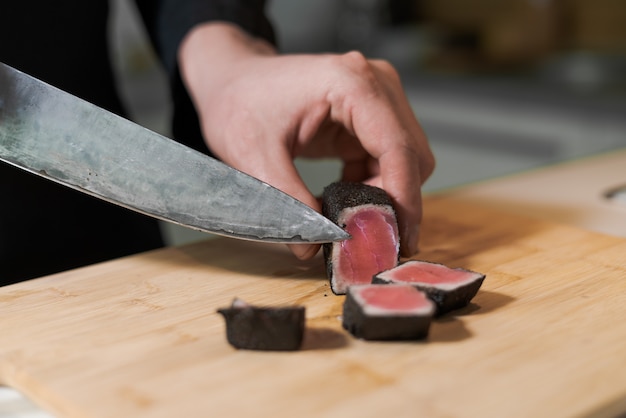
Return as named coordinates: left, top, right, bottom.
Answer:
left=179, top=23, right=435, bottom=260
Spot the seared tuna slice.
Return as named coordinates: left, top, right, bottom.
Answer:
left=217, top=298, right=305, bottom=351
left=373, top=260, right=486, bottom=315
left=342, top=284, right=435, bottom=340
left=322, top=182, right=400, bottom=295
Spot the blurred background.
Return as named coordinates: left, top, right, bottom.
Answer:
left=4, top=2, right=625, bottom=414
left=109, top=0, right=626, bottom=245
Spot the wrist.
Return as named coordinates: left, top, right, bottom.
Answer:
left=178, top=22, right=276, bottom=107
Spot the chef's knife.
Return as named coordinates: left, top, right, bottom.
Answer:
left=0, top=62, right=349, bottom=243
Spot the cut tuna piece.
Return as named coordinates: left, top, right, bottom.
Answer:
left=342, top=284, right=435, bottom=340
left=373, top=260, right=486, bottom=315
left=322, top=182, right=400, bottom=295
left=217, top=298, right=305, bottom=351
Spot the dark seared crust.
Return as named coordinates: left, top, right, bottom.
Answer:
left=322, top=182, right=394, bottom=224
left=322, top=182, right=397, bottom=294
left=373, top=261, right=486, bottom=316
left=342, top=291, right=432, bottom=341
left=217, top=304, right=305, bottom=351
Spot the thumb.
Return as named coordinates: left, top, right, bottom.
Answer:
left=243, top=151, right=322, bottom=260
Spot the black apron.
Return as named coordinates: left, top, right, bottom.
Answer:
left=0, top=0, right=164, bottom=283
left=0, top=0, right=275, bottom=284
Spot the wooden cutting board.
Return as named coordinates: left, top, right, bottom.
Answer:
left=1, top=194, right=625, bottom=418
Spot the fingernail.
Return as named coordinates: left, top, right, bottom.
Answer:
left=288, top=243, right=321, bottom=260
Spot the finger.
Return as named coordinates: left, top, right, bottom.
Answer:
left=241, top=148, right=323, bottom=260
left=329, top=58, right=430, bottom=256
left=377, top=148, right=424, bottom=257
left=340, top=155, right=380, bottom=184
left=341, top=159, right=369, bottom=183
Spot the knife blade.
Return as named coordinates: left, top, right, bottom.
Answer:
left=0, top=62, right=349, bottom=243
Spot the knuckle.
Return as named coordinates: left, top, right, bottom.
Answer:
left=339, top=50, right=370, bottom=71
left=372, top=58, right=400, bottom=81
left=331, top=52, right=403, bottom=104
left=333, top=51, right=378, bottom=92
left=403, top=138, right=435, bottom=184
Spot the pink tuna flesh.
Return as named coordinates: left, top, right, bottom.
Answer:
left=350, top=284, right=435, bottom=316
left=332, top=205, right=399, bottom=294
left=376, top=260, right=483, bottom=290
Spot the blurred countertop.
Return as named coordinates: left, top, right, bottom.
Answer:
left=433, top=148, right=626, bottom=238
left=2, top=147, right=625, bottom=418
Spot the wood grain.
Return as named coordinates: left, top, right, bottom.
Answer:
left=1, top=194, right=625, bottom=418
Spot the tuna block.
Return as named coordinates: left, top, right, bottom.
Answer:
left=217, top=299, right=305, bottom=351
left=373, top=260, right=486, bottom=315
left=342, top=284, right=435, bottom=340
left=322, top=182, right=400, bottom=295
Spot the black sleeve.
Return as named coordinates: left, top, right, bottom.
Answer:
left=133, top=0, right=276, bottom=155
